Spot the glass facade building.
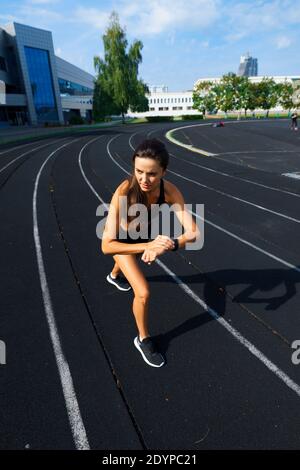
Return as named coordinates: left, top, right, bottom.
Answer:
left=0, top=22, right=94, bottom=125
left=24, top=46, right=58, bottom=121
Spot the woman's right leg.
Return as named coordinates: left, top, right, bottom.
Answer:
left=113, top=254, right=150, bottom=340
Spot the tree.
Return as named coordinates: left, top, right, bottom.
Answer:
left=277, top=80, right=300, bottom=113
left=193, top=81, right=215, bottom=115
left=255, top=78, right=278, bottom=117
left=213, top=74, right=237, bottom=116
left=93, top=12, right=149, bottom=122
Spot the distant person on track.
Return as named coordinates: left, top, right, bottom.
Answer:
left=291, top=111, right=298, bottom=131
left=212, top=121, right=224, bottom=128
left=101, top=139, right=200, bottom=368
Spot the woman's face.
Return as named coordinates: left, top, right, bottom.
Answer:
left=134, top=157, right=166, bottom=192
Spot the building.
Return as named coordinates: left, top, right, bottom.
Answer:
left=0, top=22, right=94, bottom=126
left=238, top=52, right=258, bottom=77
left=128, top=85, right=202, bottom=118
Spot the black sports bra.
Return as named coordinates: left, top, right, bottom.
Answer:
left=117, top=179, right=166, bottom=244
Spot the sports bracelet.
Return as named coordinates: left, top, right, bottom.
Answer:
left=171, top=238, right=179, bottom=251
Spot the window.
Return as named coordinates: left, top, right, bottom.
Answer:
left=58, top=78, right=93, bottom=96
left=0, top=56, right=7, bottom=72
left=24, top=46, right=58, bottom=122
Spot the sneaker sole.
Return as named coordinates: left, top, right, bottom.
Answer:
left=134, top=337, right=165, bottom=368
left=106, top=275, right=131, bottom=291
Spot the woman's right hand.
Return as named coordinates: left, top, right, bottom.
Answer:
left=147, top=235, right=175, bottom=255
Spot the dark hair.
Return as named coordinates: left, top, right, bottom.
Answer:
left=126, top=139, right=169, bottom=209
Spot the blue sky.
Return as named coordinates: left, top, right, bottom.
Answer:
left=1, top=0, right=300, bottom=91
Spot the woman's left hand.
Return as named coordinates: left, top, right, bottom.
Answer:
left=141, top=248, right=157, bottom=265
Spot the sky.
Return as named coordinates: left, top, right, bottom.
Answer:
left=1, top=0, right=300, bottom=91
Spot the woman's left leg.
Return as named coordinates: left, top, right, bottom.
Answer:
left=111, top=261, right=121, bottom=277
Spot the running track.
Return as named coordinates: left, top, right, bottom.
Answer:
left=1, top=119, right=300, bottom=450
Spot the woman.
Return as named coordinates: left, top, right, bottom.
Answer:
left=102, top=139, right=200, bottom=367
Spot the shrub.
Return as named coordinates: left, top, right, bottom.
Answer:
left=69, top=115, right=85, bottom=125
left=180, top=114, right=204, bottom=120
left=146, top=116, right=174, bottom=122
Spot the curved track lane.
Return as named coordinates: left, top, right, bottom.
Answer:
left=1, top=121, right=300, bottom=449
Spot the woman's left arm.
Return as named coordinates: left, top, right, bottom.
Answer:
left=169, top=185, right=201, bottom=249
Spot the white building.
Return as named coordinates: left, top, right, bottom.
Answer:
left=128, top=85, right=202, bottom=118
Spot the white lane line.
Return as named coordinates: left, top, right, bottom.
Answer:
left=127, top=131, right=300, bottom=273
left=82, top=132, right=300, bottom=403
left=164, top=120, right=300, bottom=198
left=0, top=138, right=68, bottom=174
left=129, top=134, right=300, bottom=215
left=33, top=137, right=90, bottom=450
left=169, top=169, right=300, bottom=224
left=129, top=131, right=139, bottom=150
left=155, top=258, right=300, bottom=398
left=166, top=125, right=216, bottom=156
left=192, top=211, right=300, bottom=274
left=282, top=172, right=300, bottom=180
left=78, top=135, right=107, bottom=202
left=107, top=134, right=130, bottom=175
left=219, top=150, right=299, bottom=155
left=168, top=152, right=300, bottom=199
left=0, top=139, right=53, bottom=156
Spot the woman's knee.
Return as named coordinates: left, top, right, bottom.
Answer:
left=134, top=286, right=150, bottom=303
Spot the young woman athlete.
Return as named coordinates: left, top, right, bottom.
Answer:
left=102, top=139, right=200, bottom=367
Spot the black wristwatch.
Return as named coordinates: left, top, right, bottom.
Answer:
left=171, top=238, right=179, bottom=251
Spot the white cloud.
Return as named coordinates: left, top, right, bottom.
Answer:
left=55, top=47, right=62, bottom=56
left=71, top=1, right=220, bottom=36
left=124, top=0, right=220, bottom=35
left=72, top=7, right=111, bottom=30
left=224, top=31, right=247, bottom=43
left=18, top=5, right=62, bottom=22
left=276, top=35, right=292, bottom=49
left=224, top=0, right=300, bottom=41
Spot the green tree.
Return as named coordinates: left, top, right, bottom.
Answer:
left=93, top=12, right=149, bottom=122
left=255, top=78, right=278, bottom=117
left=193, top=81, right=215, bottom=115
left=213, top=74, right=236, bottom=116
left=277, top=80, right=300, bottom=113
